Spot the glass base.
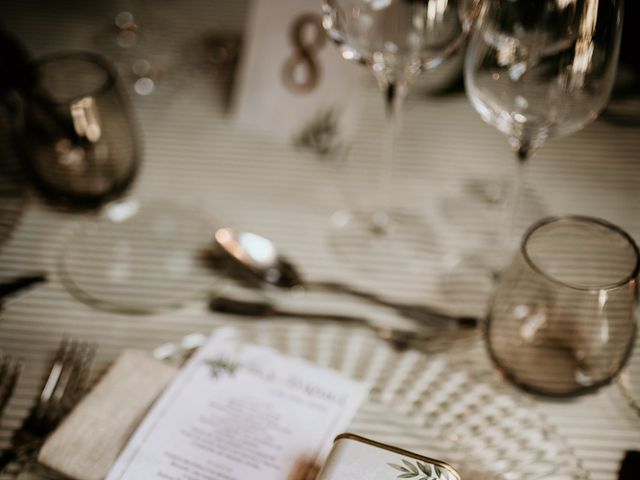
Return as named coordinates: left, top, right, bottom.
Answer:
left=439, top=179, right=506, bottom=247
left=59, top=200, right=216, bottom=314
left=437, top=179, right=549, bottom=317
left=328, top=209, right=443, bottom=293
left=439, top=255, right=499, bottom=318
left=439, top=178, right=548, bottom=248
left=617, top=365, right=640, bottom=418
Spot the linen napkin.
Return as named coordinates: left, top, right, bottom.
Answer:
left=38, top=350, right=178, bottom=480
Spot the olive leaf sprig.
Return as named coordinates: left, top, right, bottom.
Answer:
left=388, top=459, right=449, bottom=480
left=205, top=357, right=238, bottom=379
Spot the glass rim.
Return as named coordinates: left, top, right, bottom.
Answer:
left=521, top=215, right=640, bottom=292
left=30, top=51, right=117, bottom=104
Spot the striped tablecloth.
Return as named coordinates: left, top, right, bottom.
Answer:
left=1, top=1, right=639, bottom=479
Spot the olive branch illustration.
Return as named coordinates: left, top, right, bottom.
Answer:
left=204, top=357, right=238, bottom=379
left=388, top=459, right=449, bottom=480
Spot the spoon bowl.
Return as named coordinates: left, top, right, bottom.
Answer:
left=213, top=227, right=302, bottom=288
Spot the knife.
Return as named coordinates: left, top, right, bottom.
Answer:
left=0, top=273, right=47, bottom=307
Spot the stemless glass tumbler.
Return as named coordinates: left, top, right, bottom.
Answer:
left=487, top=216, right=639, bottom=396
left=21, top=52, right=140, bottom=208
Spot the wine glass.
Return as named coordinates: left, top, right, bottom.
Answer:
left=487, top=216, right=638, bottom=396
left=322, top=0, right=465, bottom=284
left=443, top=0, right=625, bottom=315
left=466, top=0, right=624, bottom=248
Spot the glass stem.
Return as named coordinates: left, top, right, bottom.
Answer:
left=504, top=140, right=533, bottom=252
left=373, top=80, right=407, bottom=235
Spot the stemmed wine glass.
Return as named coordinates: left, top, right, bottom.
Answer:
left=321, top=0, right=465, bottom=283
left=466, top=0, right=624, bottom=248
left=445, top=0, right=624, bottom=314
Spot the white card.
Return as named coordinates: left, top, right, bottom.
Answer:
left=233, top=0, right=363, bottom=144
left=106, top=328, right=367, bottom=480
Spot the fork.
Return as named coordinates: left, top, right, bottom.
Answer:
left=0, top=353, right=22, bottom=419
left=0, top=339, right=96, bottom=471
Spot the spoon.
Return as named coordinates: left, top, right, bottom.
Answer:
left=209, top=295, right=451, bottom=350
left=212, top=228, right=478, bottom=329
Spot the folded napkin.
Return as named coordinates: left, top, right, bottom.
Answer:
left=38, top=350, right=178, bottom=480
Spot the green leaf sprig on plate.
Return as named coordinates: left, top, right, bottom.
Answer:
left=204, top=357, right=238, bottom=379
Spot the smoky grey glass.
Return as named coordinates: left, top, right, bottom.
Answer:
left=21, top=52, right=140, bottom=209
left=487, top=216, right=639, bottom=396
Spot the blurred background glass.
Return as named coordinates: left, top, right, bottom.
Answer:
left=11, top=52, right=214, bottom=314
left=20, top=52, right=140, bottom=208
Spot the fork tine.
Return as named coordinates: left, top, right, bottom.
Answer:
left=0, top=355, right=21, bottom=385
left=49, top=340, right=96, bottom=416
left=49, top=339, right=77, bottom=406
left=38, top=339, right=69, bottom=408
left=0, top=354, right=22, bottom=417
left=0, top=340, right=95, bottom=472
left=72, top=342, right=96, bottom=396
left=0, top=355, right=10, bottom=412
left=57, top=341, right=94, bottom=411
left=0, top=354, right=10, bottom=383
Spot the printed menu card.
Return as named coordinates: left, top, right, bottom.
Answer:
left=106, top=328, right=367, bottom=480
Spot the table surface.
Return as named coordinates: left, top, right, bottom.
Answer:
left=1, top=1, right=639, bottom=480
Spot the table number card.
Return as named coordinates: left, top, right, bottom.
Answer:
left=106, top=328, right=367, bottom=480
left=233, top=0, right=363, bottom=145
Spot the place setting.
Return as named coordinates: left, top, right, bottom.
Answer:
left=1, top=0, right=639, bottom=479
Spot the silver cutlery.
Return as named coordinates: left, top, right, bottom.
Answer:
left=0, top=273, right=47, bottom=309
left=210, top=295, right=468, bottom=350
left=212, top=228, right=478, bottom=329
left=0, top=339, right=95, bottom=472
left=0, top=353, right=22, bottom=419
